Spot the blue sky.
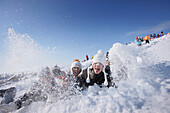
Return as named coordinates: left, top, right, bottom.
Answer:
left=0, top=0, right=170, bottom=67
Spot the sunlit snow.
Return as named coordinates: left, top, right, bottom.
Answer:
left=0, top=29, right=170, bottom=113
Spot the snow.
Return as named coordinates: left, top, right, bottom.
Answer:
left=1, top=32, right=170, bottom=113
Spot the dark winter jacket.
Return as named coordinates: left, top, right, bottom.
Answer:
left=76, top=65, right=114, bottom=90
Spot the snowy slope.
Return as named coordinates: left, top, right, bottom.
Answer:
left=1, top=34, right=170, bottom=113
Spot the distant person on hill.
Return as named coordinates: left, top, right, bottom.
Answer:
left=76, top=50, right=115, bottom=90
left=135, top=37, right=142, bottom=46
left=160, top=31, right=164, bottom=37
left=153, top=33, right=156, bottom=39
left=106, top=51, right=110, bottom=69
left=106, top=51, right=109, bottom=61
left=140, top=36, right=144, bottom=42
left=86, top=55, right=89, bottom=60
left=150, top=34, right=153, bottom=39
left=156, top=34, right=160, bottom=38
left=144, top=34, right=151, bottom=44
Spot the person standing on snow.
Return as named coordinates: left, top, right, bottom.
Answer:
left=150, top=34, right=153, bottom=40
left=135, top=37, right=142, bottom=46
left=140, top=36, right=144, bottom=42
left=153, top=33, right=156, bottom=39
left=106, top=51, right=109, bottom=61
left=76, top=50, right=115, bottom=90
left=144, top=34, right=151, bottom=44
left=156, top=34, right=160, bottom=38
left=160, top=31, right=164, bottom=37
left=86, top=55, right=89, bottom=61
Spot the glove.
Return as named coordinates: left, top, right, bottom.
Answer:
left=0, top=102, right=17, bottom=113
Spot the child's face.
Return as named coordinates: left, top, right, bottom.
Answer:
left=92, top=62, right=103, bottom=74
left=72, top=67, right=81, bottom=76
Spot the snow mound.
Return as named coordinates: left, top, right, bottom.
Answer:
left=1, top=34, right=170, bottom=113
